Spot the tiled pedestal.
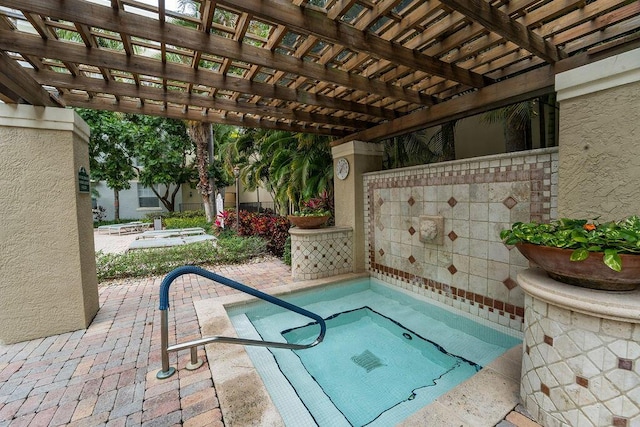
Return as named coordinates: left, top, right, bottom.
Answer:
left=289, top=227, right=353, bottom=280
left=519, top=268, right=640, bottom=427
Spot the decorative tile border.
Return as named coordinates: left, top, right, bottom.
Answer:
left=363, top=148, right=559, bottom=332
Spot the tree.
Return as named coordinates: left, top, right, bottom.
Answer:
left=226, top=129, right=334, bottom=213
left=383, top=120, right=457, bottom=169
left=208, top=124, right=235, bottom=199
left=482, top=102, right=533, bottom=152
left=129, top=115, right=196, bottom=212
left=187, top=121, right=214, bottom=222
left=76, top=109, right=137, bottom=221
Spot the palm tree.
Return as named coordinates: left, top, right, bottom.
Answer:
left=175, top=1, right=333, bottom=214
left=383, top=120, right=457, bottom=169
left=186, top=121, right=215, bottom=221
left=224, top=129, right=334, bottom=214
left=482, top=102, right=534, bottom=152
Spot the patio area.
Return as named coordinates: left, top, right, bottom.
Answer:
left=1, top=1, right=639, bottom=425
left=0, top=258, right=296, bottom=426
left=0, top=230, right=540, bottom=426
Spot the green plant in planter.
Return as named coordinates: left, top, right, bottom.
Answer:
left=291, top=194, right=332, bottom=217
left=500, top=216, right=640, bottom=271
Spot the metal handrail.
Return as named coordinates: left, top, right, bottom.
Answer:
left=156, top=265, right=326, bottom=379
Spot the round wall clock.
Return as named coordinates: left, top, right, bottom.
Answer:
left=336, top=158, right=350, bottom=180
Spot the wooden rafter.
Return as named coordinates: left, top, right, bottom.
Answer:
left=331, top=65, right=556, bottom=145
left=215, top=0, right=491, bottom=88
left=67, top=95, right=349, bottom=136
left=439, top=0, right=565, bottom=63
left=0, top=51, right=62, bottom=107
left=27, top=69, right=374, bottom=130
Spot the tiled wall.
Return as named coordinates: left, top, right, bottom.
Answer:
left=364, top=148, right=558, bottom=331
left=290, top=227, right=353, bottom=280
left=521, top=294, right=640, bottom=427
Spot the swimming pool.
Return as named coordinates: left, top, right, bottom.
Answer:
left=227, top=277, right=521, bottom=426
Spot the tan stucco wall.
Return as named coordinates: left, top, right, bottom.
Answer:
left=0, top=105, right=99, bottom=344
left=332, top=141, right=384, bottom=272
left=556, top=49, right=640, bottom=220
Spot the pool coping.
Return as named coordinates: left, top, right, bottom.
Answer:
left=193, top=272, right=522, bottom=426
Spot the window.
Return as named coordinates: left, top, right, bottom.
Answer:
left=137, top=183, right=159, bottom=208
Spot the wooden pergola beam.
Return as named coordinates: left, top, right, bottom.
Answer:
left=215, top=0, right=491, bottom=88
left=66, top=95, right=348, bottom=136
left=439, top=0, right=565, bottom=63
left=331, top=65, right=555, bottom=145
left=28, top=69, right=373, bottom=129
left=0, top=51, right=61, bottom=107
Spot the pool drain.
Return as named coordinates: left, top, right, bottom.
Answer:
left=351, top=350, right=385, bottom=372
left=403, top=332, right=412, bottom=340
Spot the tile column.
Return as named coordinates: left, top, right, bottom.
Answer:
left=332, top=141, right=384, bottom=272
left=0, top=105, right=99, bottom=344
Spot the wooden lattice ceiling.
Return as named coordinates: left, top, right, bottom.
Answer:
left=0, top=0, right=638, bottom=143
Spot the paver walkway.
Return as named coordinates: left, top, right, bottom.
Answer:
left=0, top=260, right=295, bottom=427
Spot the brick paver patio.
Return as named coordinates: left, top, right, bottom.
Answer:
left=0, top=259, right=295, bottom=427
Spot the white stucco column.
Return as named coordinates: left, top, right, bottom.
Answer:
left=0, top=105, right=99, bottom=344
left=555, top=48, right=640, bottom=220
left=332, top=140, right=384, bottom=272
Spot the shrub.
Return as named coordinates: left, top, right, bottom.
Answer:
left=283, top=235, right=292, bottom=266
left=141, top=211, right=212, bottom=232
left=96, top=235, right=267, bottom=282
left=221, top=210, right=290, bottom=257
left=146, top=210, right=206, bottom=219
left=164, top=216, right=212, bottom=232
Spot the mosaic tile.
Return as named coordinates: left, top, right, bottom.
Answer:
left=503, top=277, right=518, bottom=290
left=619, top=358, right=633, bottom=371
left=522, top=297, right=640, bottom=427
left=290, top=230, right=353, bottom=279
left=364, top=150, right=557, bottom=335
left=613, top=417, right=628, bottom=427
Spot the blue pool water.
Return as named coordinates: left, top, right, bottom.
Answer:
left=228, top=278, right=521, bottom=426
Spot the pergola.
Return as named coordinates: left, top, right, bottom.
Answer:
left=0, top=0, right=638, bottom=145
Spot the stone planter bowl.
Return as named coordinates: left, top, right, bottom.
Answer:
left=516, top=243, right=640, bottom=291
left=287, top=215, right=329, bottom=229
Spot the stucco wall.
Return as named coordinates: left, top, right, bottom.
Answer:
left=333, top=141, right=385, bottom=273
left=557, top=49, right=640, bottom=220
left=0, top=105, right=99, bottom=344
